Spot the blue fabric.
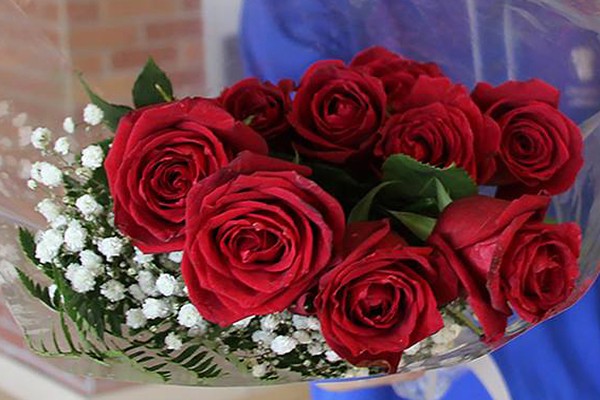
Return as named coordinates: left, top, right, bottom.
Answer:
left=240, top=1, right=600, bottom=399
left=309, top=371, right=492, bottom=400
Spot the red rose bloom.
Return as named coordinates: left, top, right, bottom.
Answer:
left=351, top=46, right=444, bottom=113
left=472, top=79, right=584, bottom=196
left=182, top=152, right=345, bottom=326
left=315, top=220, right=445, bottom=371
left=428, top=195, right=581, bottom=341
left=218, top=78, right=294, bottom=140
left=375, top=76, right=501, bottom=183
left=105, top=98, right=268, bottom=253
left=289, top=60, right=386, bottom=164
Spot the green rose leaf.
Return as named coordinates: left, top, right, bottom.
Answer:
left=388, top=211, right=437, bottom=241
left=79, top=75, right=132, bottom=132
left=132, top=57, right=174, bottom=108
left=382, top=154, right=477, bottom=200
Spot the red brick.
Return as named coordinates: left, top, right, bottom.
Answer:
left=102, top=0, right=177, bottom=18
left=67, top=1, right=100, bottom=22
left=145, top=19, right=202, bottom=41
left=70, top=25, right=138, bottom=50
left=181, top=0, right=202, bottom=11
left=111, top=46, right=177, bottom=70
left=72, top=53, right=105, bottom=74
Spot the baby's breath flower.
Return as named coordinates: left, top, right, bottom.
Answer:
left=156, top=273, right=178, bottom=297
left=30, top=127, right=52, bottom=149
left=126, top=308, right=147, bottom=329
left=31, top=162, right=62, bottom=187
left=252, top=363, right=268, bottom=378
left=64, top=220, right=87, bottom=252
left=83, top=104, right=104, bottom=126
left=97, top=237, right=123, bottom=260
left=137, top=270, right=158, bottom=296
left=62, top=117, right=75, bottom=134
left=100, top=280, right=126, bottom=302
left=53, top=137, right=70, bottom=155
left=142, top=298, right=170, bottom=319
left=177, top=303, right=203, bottom=328
left=168, top=251, right=183, bottom=263
left=35, top=229, right=63, bottom=263
left=65, top=263, right=96, bottom=293
left=81, top=145, right=104, bottom=170
left=75, top=194, right=102, bottom=217
left=165, top=332, right=183, bottom=351
left=271, top=336, right=298, bottom=355
left=36, top=199, right=61, bottom=223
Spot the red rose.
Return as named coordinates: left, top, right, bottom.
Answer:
left=472, top=79, right=584, bottom=196
left=182, top=152, right=345, bottom=326
left=105, top=98, right=268, bottom=253
left=218, top=78, right=294, bottom=140
left=375, top=76, right=501, bottom=183
left=315, top=220, right=444, bottom=371
left=351, top=46, right=444, bottom=113
left=428, top=195, right=581, bottom=341
left=289, top=60, right=386, bottom=164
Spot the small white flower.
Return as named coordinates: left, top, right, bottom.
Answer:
left=168, top=251, right=183, bottom=263
left=133, top=248, right=154, bottom=265
left=156, top=274, right=178, bottom=297
left=292, top=330, right=312, bottom=345
left=128, top=284, right=147, bottom=302
left=30, top=127, right=52, bottom=149
left=260, top=314, right=281, bottom=332
left=270, top=336, right=298, bottom=355
left=292, top=315, right=320, bottom=331
left=27, top=179, right=37, bottom=190
left=64, top=220, right=87, bottom=252
left=307, top=343, right=324, bottom=356
left=165, top=332, right=183, bottom=351
left=75, top=167, right=92, bottom=181
left=83, top=104, right=104, bottom=126
left=79, top=250, right=103, bottom=276
left=62, top=117, right=75, bottom=134
left=100, top=280, right=126, bottom=302
left=252, top=363, right=268, bottom=378
left=35, top=229, right=63, bottom=263
left=178, top=303, right=202, bottom=328
left=126, top=308, right=147, bottom=329
left=137, top=270, right=159, bottom=296
left=306, top=317, right=321, bottom=331
left=36, top=199, right=61, bottom=223
left=431, top=322, right=462, bottom=346
left=251, top=330, right=275, bottom=346
left=142, top=298, right=170, bottom=319
left=232, top=316, right=254, bottom=330
left=65, top=263, right=96, bottom=293
left=97, top=237, right=123, bottom=261
left=51, top=215, right=68, bottom=229
left=325, top=350, right=341, bottom=363
left=344, top=368, right=370, bottom=378
left=75, top=194, right=102, bottom=217
left=187, top=324, right=208, bottom=337
left=53, top=137, right=70, bottom=155
left=31, top=162, right=62, bottom=187
left=81, top=145, right=104, bottom=170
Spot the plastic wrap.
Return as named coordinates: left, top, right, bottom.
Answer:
left=0, top=0, right=599, bottom=391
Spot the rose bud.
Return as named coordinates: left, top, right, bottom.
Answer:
left=218, top=78, right=294, bottom=140
left=182, top=152, right=345, bottom=326
left=315, top=220, right=448, bottom=372
left=472, top=79, right=584, bottom=197
left=428, top=195, right=581, bottom=342
left=104, top=98, right=268, bottom=253
left=375, top=76, right=501, bottom=183
left=289, top=60, right=386, bottom=164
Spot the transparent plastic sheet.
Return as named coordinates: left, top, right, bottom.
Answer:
left=0, top=0, right=598, bottom=392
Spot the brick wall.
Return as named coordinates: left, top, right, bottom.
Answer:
left=0, top=0, right=206, bottom=393
left=0, top=0, right=204, bottom=125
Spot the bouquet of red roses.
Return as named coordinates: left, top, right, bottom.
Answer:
left=15, top=46, right=589, bottom=383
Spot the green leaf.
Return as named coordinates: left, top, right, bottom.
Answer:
left=19, top=228, right=36, bottom=265
left=79, top=75, right=132, bottom=132
left=132, top=58, right=174, bottom=108
left=382, top=154, right=477, bottom=200
left=348, top=181, right=396, bottom=222
left=435, top=179, right=453, bottom=212
left=15, top=268, right=57, bottom=311
left=388, top=211, right=437, bottom=241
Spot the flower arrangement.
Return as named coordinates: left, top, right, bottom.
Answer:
left=16, top=46, right=587, bottom=383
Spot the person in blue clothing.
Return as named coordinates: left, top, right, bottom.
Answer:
left=239, top=1, right=600, bottom=399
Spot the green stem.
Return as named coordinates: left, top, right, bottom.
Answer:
left=447, top=308, right=483, bottom=337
